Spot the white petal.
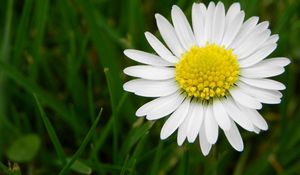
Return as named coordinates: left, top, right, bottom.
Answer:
left=241, top=65, right=285, bottom=78
left=199, top=122, right=212, bottom=156
left=230, top=88, right=262, bottom=109
left=257, top=57, right=291, bottom=67
left=171, top=5, right=196, bottom=50
left=233, top=21, right=269, bottom=49
left=146, top=93, right=185, bottom=120
left=177, top=99, right=196, bottom=145
left=225, top=3, right=241, bottom=23
left=177, top=118, right=189, bottom=146
left=211, top=2, right=225, bottom=45
left=249, top=109, right=268, bottom=130
left=187, top=101, right=204, bottom=142
left=237, top=86, right=282, bottom=99
left=177, top=124, right=187, bottom=146
left=239, top=43, right=277, bottom=68
left=234, top=29, right=271, bottom=59
left=136, top=91, right=182, bottom=117
left=204, top=2, right=216, bottom=43
left=236, top=82, right=281, bottom=104
left=224, top=120, right=244, bottom=152
left=205, top=105, right=219, bottom=144
left=253, top=126, right=261, bottom=134
left=213, top=98, right=231, bottom=130
left=155, top=14, right=184, bottom=57
left=238, top=104, right=268, bottom=130
left=192, top=3, right=207, bottom=46
left=123, top=79, right=142, bottom=92
left=124, top=66, right=174, bottom=80
left=254, top=93, right=281, bottom=104
left=222, top=11, right=245, bottom=47
left=222, top=3, right=243, bottom=46
left=240, top=77, right=285, bottom=90
left=144, top=32, right=179, bottom=63
left=269, top=90, right=283, bottom=98
left=123, top=79, right=178, bottom=97
left=160, top=98, right=190, bottom=139
left=261, top=34, right=279, bottom=47
left=229, top=16, right=259, bottom=49
left=221, top=97, right=254, bottom=132
left=124, top=49, right=173, bottom=66
left=254, top=21, right=270, bottom=33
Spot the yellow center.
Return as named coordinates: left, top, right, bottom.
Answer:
left=175, top=44, right=240, bottom=101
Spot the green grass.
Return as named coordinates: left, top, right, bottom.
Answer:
left=0, top=0, right=300, bottom=174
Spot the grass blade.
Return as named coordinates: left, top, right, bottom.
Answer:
left=0, top=0, right=13, bottom=117
left=119, top=121, right=154, bottom=161
left=0, top=60, right=80, bottom=130
left=122, top=132, right=148, bottom=175
left=34, top=94, right=67, bottom=165
left=104, top=68, right=118, bottom=162
left=149, top=142, right=163, bottom=175
left=74, top=0, right=123, bottom=104
left=13, top=0, right=33, bottom=64
left=58, top=108, right=103, bottom=175
left=30, top=0, right=49, bottom=80
left=0, top=0, right=13, bottom=61
left=89, top=93, right=128, bottom=159
left=87, top=69, right=95, bottom=123
left=233, top=146, right=251, bottom=175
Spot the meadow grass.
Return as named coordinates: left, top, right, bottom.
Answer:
left=0, top=0, right=300, bottom=174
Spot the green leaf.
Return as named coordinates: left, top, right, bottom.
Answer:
left=6, top=134, right=41, bottom=162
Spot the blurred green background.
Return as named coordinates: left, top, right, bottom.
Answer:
left=0, top=0, right=299, bottom=174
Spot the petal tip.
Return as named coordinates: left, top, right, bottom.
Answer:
left=123, top=67, right=129, bottom=74
left=177, top=138, right=185, bottom=146
left=200, top=144, right=212, bottom=156
left=123, top=49, right=129, bottom=56
left=123, top=49, right=134, bottom=58
left=160, top=132, right=167, bottom=140
left=135, top=110, right=145, bottom=117
left=144, top=31, right=150, bottom=37
left=216, top=1, right=224, bottom=7
left=202, top=151, right=209, bottom=156
left=123, top=83, right=129, bottom=91
left=285, top=58, right=292, bottom=65
left=233, top=2, right=241, bottom=6
left=172, top=5, right=179, bottom=10
left=262, top=124, right=269, bottom=131
left=236, top=146, right=244, bottom=152
left=155, top=13, right=162, bottom=20
left=208, top=1, right=215, bottom=6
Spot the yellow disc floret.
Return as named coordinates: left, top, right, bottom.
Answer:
left=175, top=44, right=239, bottom=101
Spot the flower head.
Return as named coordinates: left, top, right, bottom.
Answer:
left=123, top=2, right=290, bottom=155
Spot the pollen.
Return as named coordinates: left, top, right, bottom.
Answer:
left=175, top=44, right=240, bottom=101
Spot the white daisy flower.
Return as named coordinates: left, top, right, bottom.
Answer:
left=123, top=2, right=290, bottom=156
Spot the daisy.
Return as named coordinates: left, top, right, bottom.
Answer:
left=123, top=1, right=290, bottom=155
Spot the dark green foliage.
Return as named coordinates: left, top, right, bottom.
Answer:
left=0, top=0, right=299, bottom=174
